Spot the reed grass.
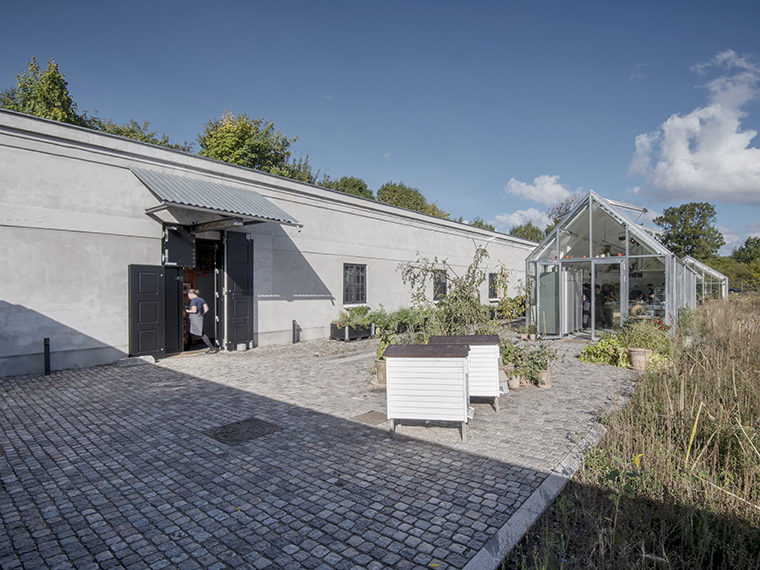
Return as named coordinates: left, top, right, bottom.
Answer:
left=504, top=295, right=760, bottom=569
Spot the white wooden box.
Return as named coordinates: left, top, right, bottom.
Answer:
left=429, top=335, right=500, bottom=408
left=384, top=344, right=470, bottom=440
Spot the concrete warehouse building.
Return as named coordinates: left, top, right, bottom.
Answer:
left=0, top=110, right=535, bottom=377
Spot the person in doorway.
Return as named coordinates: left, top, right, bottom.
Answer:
left=186, top=289, right=218, bottom=353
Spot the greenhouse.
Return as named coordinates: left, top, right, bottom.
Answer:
left=526, top=191, right=728, bottom=339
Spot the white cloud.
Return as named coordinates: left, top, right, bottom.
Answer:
left=631, top=50, right=760, bottom=204
left=504, top=174, right=572, bottom=206
left=492, top=208, right=551, bottom=232
left=719, top=225, right=747, bottom=256
left=718, top=224, right=760, bottom=256
left=383, top=152, right=391, bottom=159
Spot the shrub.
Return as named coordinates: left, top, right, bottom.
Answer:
left=332, top=305, right=372, bottom=329
left=500, top=338, right=518, bottom=365
left=620, top=320, right=672, bottom=355
left=579, top=335, right=630, bottom=367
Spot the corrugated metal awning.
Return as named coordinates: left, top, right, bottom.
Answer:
left=131, top=167, right=301, bottom=227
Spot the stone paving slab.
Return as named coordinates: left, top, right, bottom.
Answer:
left=0, top=338, right=634, bottom=569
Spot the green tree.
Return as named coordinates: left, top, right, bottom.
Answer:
left=709, top=256, right=760, bottom=291
left=3, top=57, right=190, bottom=150
left=377, top=181, right=428, bottom=212
left=376, top=180, right=449, bottom=218
left=269, top=155, right=318, bottom=184
left=653, top=202, right=725, bottom=260
left=323, top=175, right=374, bottom=199
left=198, top=111, right=296, bottom=172
left=469, top=217, right=495, bottom=231
left=93, top=118, right=192, bottom=151
left=509, top=221, right=544, bottom=242
left=424, top=202, right=450, bottom=219
left=1, top=57, right=86, bottom=125
left=732, top=236, right=760, bottom=264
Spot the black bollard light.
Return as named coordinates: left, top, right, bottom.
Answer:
left=44, top=337, right=51, bottom=375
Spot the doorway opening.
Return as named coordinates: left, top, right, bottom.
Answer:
left=179, top=239, right=222, bottom=353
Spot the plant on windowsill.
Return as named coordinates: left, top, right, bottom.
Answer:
left=330, top=306, right=374, bottom=342
left=528, top=324, right=538, bottom=341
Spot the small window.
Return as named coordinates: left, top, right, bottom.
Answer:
left=488, top=273, right=498, bottom=300
left=343, top=263, right=366, bottom=304
left=433, top=270, right=447, bottom=301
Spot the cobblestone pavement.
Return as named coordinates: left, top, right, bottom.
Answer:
left=0, top=338, right=634, bottom=569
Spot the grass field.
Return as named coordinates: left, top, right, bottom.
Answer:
left=504, top=295, right=760, bottom=569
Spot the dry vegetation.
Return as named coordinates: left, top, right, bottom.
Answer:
left=504, top=295, right=760, bottom=569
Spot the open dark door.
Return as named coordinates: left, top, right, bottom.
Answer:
left=163, top=266, right=183, bottom=355
left=225, top=231, right=254, bottom=350
left=128, top=265, right=165, bottom=358
left=163, top=226, right=195, bottom=267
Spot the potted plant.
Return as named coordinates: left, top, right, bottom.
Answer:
left=621, top=319, right=671, bottom=372
left=499, top=339, right=518, bottom=389
left=368, top=307, right=397, bottom=386
left=524, top=345, right=555, bottom=388
left=518, top=325, right=529, bottom=341
left=528, top=324, right=537, bottom=341
left=330, top=306, right=374, bottom=341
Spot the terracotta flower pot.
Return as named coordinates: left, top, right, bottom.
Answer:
left=508, top=374, right=522, bottom=391
left=528, top=333, right=537, bottom=341
left=629, top=348, right=651, bottom=371
left=537, top=369, right=551, bottom=389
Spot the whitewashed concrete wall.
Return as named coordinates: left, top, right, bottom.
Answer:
left=0, top=110, right=535, bottom=375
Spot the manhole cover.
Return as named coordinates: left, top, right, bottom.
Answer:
left=205, top=416, right=281, bottom=445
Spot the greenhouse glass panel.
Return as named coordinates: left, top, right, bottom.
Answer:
left=627, top=256, right=665, bottom=319
left=628, top=233, right=659, bottom=256
left=538, top=264, right=560, bottom=336
left=558, top=202, right=591, bottom=260
left=533, top=233, right=559, bottom=261
left=591, top=202, right=626, bottom=258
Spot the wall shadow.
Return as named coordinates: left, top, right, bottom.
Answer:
left=252, top=225, right=335, bottom=346
left=1, top=359, right=757, bottom=569
left=0, top=301, right=125, bottom=377
left=257, top=225, right=335, bottom=302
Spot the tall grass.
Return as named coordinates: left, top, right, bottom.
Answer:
left=504, top=295, right=760, bottom=569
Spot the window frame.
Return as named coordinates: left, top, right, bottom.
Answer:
left=343, top=263, right=367, bottom=305
left=488, top=272, right=498, bottom=301
left=433, top=270, right=447, bottom=301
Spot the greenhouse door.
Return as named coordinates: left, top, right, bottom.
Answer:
left=537, top=264, right=560, bottom=336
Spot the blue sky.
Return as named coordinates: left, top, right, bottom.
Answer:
left=3, top=1, right=760, bottom=253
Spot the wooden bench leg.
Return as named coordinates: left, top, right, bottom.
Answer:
left=493, top=396, right=500, bottom=413
left=390, top=419, right=397, bottom=438
left=461, top=421, right=467, bottom=443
